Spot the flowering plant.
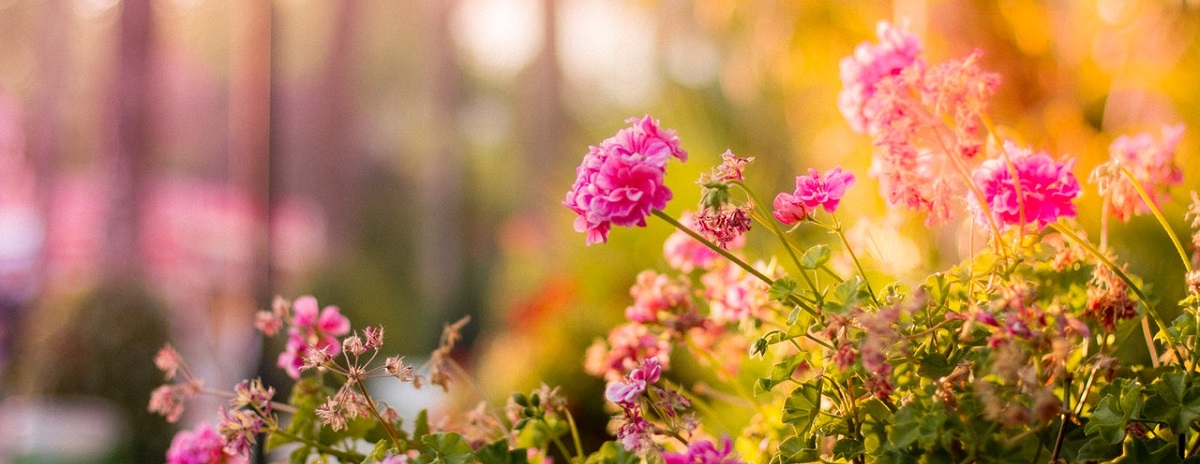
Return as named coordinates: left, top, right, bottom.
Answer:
left=150, top=20, right=1199, bottom=464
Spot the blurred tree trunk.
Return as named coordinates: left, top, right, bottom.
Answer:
left=316, top=0, right=362, bottom=256
left=415, top=0, right=464, bottom=318
left=104, top=0, right=155, bottom=283
left=229, top=0, right=272, bottom=299
left=521, top=0, right=565, bottom=223
left=28, top=0, right=69, bottom=291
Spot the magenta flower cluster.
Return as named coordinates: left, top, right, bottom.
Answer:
left=772, top=167, right=856, bottom=225
left=564, top=116, right=688, bottom=245
left=166, top=422, right=248, bottom=464
left=969, top=142, right=1082, bottom=230
left=662, top=436, right=744, bottom=464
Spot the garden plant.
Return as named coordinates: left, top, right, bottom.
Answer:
left=150, top=20, right=1200, bottom=464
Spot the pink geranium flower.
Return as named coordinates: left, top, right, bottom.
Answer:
left=565, top=116, right=687, bottom=245
left=604, top=358, right=663, bottom=407
left=772, top=167, right=856, bottom=224
left=662, top=435, right=744, bottom=464
left=166, top=422, right=248, bottom=464
left=838, top=20, right=923, bottom=134
left=969, top=142, right=1081, bottom=230
left=625, top=270, right=692, bottom=323
left=276, top=295, right=352, bottom=379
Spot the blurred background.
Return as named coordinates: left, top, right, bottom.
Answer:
left=0, top=0, right=1197, bottom=462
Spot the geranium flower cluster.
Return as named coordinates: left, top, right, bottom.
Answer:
left=564, top=115, right=688, bottom=245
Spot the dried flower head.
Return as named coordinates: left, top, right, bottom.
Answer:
left=694, top=204, right=753, bottom=249
left=218, top=406, right=263, bottom=458
left=385, top=356, right=416, bottom=382
left=232, top=378, right=275, bottom=415
left=1085, top=266, right=1138, bottom=332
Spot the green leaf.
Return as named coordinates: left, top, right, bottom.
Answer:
left=1074, top=436, right=1123, bottom=462
left=1085, top=379, right=1142, bottom=445
left=776, top=436, right=820, bottom=463
left=1143, top=372, right=1200, bottom=433
left=475, top=439, right=529, bottom=464
left=414, top=409, right=431, bottom=439
left=583, top=442, right=639, bottom=464
left=1115, top=437, right=1182, bottom=464
left=420, top=433, right=475, bottom=464
left=800, top=245, right=831, bottom=270
left=781, top=380, right=823, bottom=436
left=916, top=352, right=953, bottom=379
left=832, top=438, right=865, bottom=460
left=770, top=277, right=799, bottom=303
left=822, top=276, right=865, bottom=314
left=362, top=441, right=396, bottom=464
left=756, top=356, right=804, bottom=395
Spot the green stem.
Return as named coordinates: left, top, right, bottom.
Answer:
left=1049, top=222, right=1186, bottom=368
left=730, top=180, right=821, bottom=294
left=272, top=429, right=365, bottom=462
left=831, top=213, right=880, bottom=306
left=1119, top=166, right=1193, bottom=273
left=653, top=209, right=817, bottom=316
left=563, top=409, right=585, bottom=463
left=355, top=381, right=411, bottom=449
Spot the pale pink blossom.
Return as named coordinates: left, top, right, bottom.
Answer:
left=969, top=142, right=1081, bottom=230
left=218, top=406, right=263, bottom=458
left=166, top=422, right=248, bottom=464
left=565, top=116, right=687, bottom=245
left=616, top=408, right=655, bottom=454
left=838, top=20, right=923, bottom=134
left=1091, top=124, right=1185, bottom=221
left=701, top=262, right=772, bottom=325
left=699, top=150, right=754, bottom=183
left=276, top=295, right=351, bottom=379
left=662, top=436, right=744, bottom=464
left=866, top=51, right=1000, bottom=224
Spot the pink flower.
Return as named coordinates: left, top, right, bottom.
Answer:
left=771, top=193, right=809, bottom=225
left=626, top=270, right=693, bottom=323
left=664, top=212, right=740, bottom=272
left=604, top=358, right=663, bottom=407
left=276, top=296, right=351, bottom=379
left=662, top=436, right=744, bottom=464
left=969, top=142, right=1081, bottom=231
left=292, top=295, right=351, bottom=340
left=565, top=116, right=687, bottom=245
left=1091, top=124, right=1185, bottom=221
left=584, top=322, right=671, bottom=381
left=795, top=167, right=856, bottom=213
left=166, top=422, right=248, bottom=464
left=701, top=262, right=773, bottom=324
left=838, top=20, right=923, bottom=134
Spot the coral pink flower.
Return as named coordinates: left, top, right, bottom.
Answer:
left=969, top=142, right=1081, bottom=231
left=584, top=322, right=671, bottom=381
left=1091, top=124, right=1185, bottom=222
left=662, top=435, right=744, bottom=464
left=625, top=270, right=693, bottom=323
left=838, top=20, right=923, bottom=134
left=866, top=51, right=1000, bottom=225
left=565, top=116, right=687, bottom=245
left=166, top=422, right=248, bottom=464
